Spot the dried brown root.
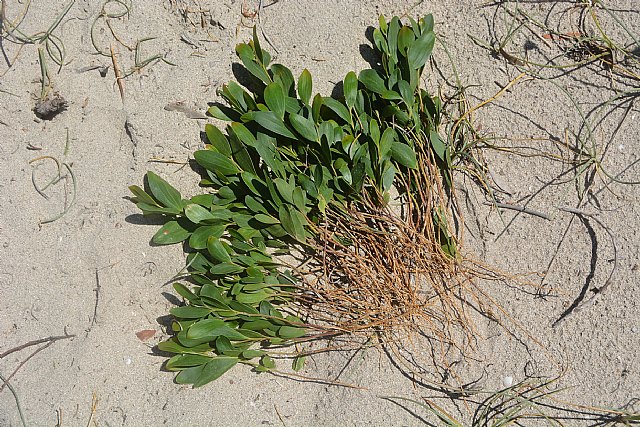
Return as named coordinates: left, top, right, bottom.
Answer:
left=284, top=138, right=513, bottom=389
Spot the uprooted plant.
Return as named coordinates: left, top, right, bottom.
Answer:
left=129, top=15, right=506, bottom=388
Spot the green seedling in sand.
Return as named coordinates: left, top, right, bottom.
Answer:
left=130, top=15, right=473, bottom=388
left=1, top=0, right=75, bottom=118
left=91, top=0, right=175, bottom=100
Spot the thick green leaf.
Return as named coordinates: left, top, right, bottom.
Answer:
left=210, top=262, right=245, bottom=276
left=369, top=119, right=380, bottom=144
left=190, top=194, right=214, bottom=207
left=311, top=93, right=323, bottom=123
left=205, top=124, right=232, bottom=157
left=271, top=64, right=295, bottom=96
left=166, top=354, right=213, bottom=371
left=343, top=71, right=358, bottom=109
left=242, top=319, right=272, bottom=331
left=243, top=111, right=296, bottom=139
left=391, top=143, right=418, bottom=169
left=359, top=69, right=386, bottom=94
left=221, top=81, right=249, bottom=112
left=189, top=224, right=226, bottom=249
left=245, top=195, right=267, bottom=214
left=422, top=14, right=435, bottom=33
left=252, top=25, right=264, bottom=65
left=397, top=26, right=415, bottom=55
left=184, top=204, right=215, bottom=224
left=274, top=177, right=294, bottom=204
left=278, top=205, right=306, bottom=243
left=152, top=220, right=191, bottom=245
left=261, top=355, right=276, bottom=369
left=388, top=16, right=400, bottom=62
left=217, top=186, right=236, bottom=201
left=292, top=355, right=306, bottom=371
left=173, top=283, right=200, bottom=303
left=264, top=82, right=286, bottom=119
left=215, top=336, right=233, bottom=353
left=175, top=357, right=238, bottom=387
left=289, top=113, right=318, bottom=141
left=236, top=43, right=271, bottom=84
left=236, top=290, right=270, bottom=304
left=193, top=357, right=238, bottom=387
left=207, top=238, right=231, bottom=262
left=298, top=69, right=312, bottom=105
left=231, top=122, right=258, bottom=148
left=373, top=28, right=387, bottom=54
left=242, top=349, right=266, bottom=359
left=200, top=285, right=229, bottom=306
left=430, top=129, right=447, bottom=163
left=350, top=162, right=366, bottom=193
left=322, top=97, right=351, bottom=124
left=407, top=30, right=435, bottom=70
left=208, top=105, right=240, bottom=122
left=187, top=318, right=247, bottom=340
left=339, top=165, right=352, bottom=185
left=194, top=150, right=240, bottom=176
left=255, top=213, right=279, bottom=224
left=379, top=127, right=396, bottom=160
left=135, top=202, right=180, bottom=216
left=228, top=131, right=258, bottom=174
left=292, top=187, right=306, bottom=212
left=398, top=80, right=414, bottom=107
left=378, top=14, right=388, bottom=34
left=253, top=134, right=280, bottom=173
left=170, top=306, right=212, bottom=319
left=381, top=90, right=402, bottom=100
left=187, top=252, right=215, bottom=274
left=146, top=172, right=183, bottom=211
left=382, top=162, right=396, bottom=192
left=278, top=325, right=306, bottom=339
left=158, top=338, right=211, bottom=354
left=229, top=300, right=260, bottom=315
left=408, top=17, right=420, bottom=37
left=129, top=185, right=158, bottom=206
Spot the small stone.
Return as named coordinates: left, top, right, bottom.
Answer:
left=502, top=375, right=514, bottom=387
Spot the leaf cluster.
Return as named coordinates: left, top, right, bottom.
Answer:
left=129, top=15, right=447, bottom=387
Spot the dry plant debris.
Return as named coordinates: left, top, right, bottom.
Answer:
left=467, top=0, right=640, bottom=328
left=385, top=377, right=640, bottom=426
left=33, top=91, right=68, bottom=120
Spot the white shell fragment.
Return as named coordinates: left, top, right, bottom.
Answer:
left=502, top=375, right=514, bottom=387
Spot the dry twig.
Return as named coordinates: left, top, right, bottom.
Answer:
left=0, top=332, right=75, bottom=359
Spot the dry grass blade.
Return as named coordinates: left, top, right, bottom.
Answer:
left=110, top=43, right=124, bottom=101
left=0, top=372, right=27, bottom=427
left=28, top=156, right=77, bottom=224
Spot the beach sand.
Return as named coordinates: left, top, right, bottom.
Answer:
left=0, top=1, right=638, bottom=425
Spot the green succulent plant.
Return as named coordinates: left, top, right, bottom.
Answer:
left=129, top=14, right=452, bottom=387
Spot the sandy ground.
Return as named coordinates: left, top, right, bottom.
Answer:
left=0, top=0, right=638, bottom=425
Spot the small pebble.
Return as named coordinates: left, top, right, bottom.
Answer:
left=502, top=375, right=514, bottom=387
left=124, top=356, right=133, bottom=365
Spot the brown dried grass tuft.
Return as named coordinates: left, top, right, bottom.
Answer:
left=288, top=132, right=514, bottom=389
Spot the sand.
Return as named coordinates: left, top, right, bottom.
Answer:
left=0, top=0, right=638, bottom=425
